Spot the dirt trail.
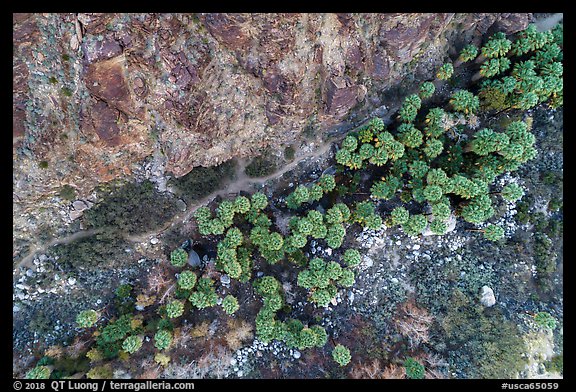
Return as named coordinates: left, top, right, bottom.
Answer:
left=125, top=139, right=336, bottom=243
left=14, top=228, right=103, bottom=272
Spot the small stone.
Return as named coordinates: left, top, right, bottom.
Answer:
left=230, top=358, right=237, bottom=366
left=69, top=210, right=83, bottom=220
left=73, top=200, right=88, bottom=212
left=348, top=292, right=355, bottom=304
left=293, top=350, right=301, bottom=359
left=480, top=286, right=496, bottom=307
left=68, top=277, right=77, bottom=285
left=363, top=256, right=374, bottom=268
left=150, top=238, right=159, bottom=245
left=391, top=277, right=399, bottom=284
left=13, top=305, right=20, bottom=313
left=237, top=371, right=243, bottom=377
left=26, top=269, right=34, bottom=277
left=188, top=250, right=201, bottom=267
left=413, top=244, right=420, bottom=250
left=325, top=248, right=333, bottom=256
left=220, top=275, right=231, bottom=285
left=256, top=271, right=264, bottom=278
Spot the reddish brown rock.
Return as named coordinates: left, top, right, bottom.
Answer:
left=13, top=12, right=536, bottom=201
left=85, top=55, right=133, bottom=115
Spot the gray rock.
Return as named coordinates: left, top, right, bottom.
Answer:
left=69, top=210, right=83, bottom=220
left=73, top=200, right=88, bottom=211
left=188, top=249, right=201, bottom=267
left=150, top=237, right=159, bottom=245
left=220, top=275, right=231, bottom=285
left=293, top=350, right=301, bottom=359
left=480, top=285, right=496, bottom=307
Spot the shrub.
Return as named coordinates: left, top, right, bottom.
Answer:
left=325, top=224, right=346, bottom=248
left=26, top=366, right=52, bottom=379
left=423, top=138, right=444, bottom=159
left=177, top=270, right=197, bottom=290
left=534, top=312, right=557, bottom=331
left=170, top=248, right=188, bottom=268
left=222, top=295, right=240, bottom=315
left=122, top=335, right=143, bottom=354
left=391, top=206, right=410, bottom=225
left=189, top=278, right=219, bottom=309
left=76, top=309, right=99, bottom=328
left=233, top=196, right=251, bottom=214
left=450, top=90, right=480, bottom=114
left=166, top=300, right=185, bottom=318
left=154, top=329, right=172, bottom=351
left=254, top=276, right=280, bottom=297
left=437, top=63, right=454, bottom=80
left=430, top=219, right=448, bottom=235
left=481, top=34, right=512, bottom=58
left=501, top=183, right=524, bottom=202
left=469, top=128, right=509, bottom=156
left=402, top=214, right=428, bottom=237
left=458, top=44, right=479, bottom=63
left=483, top=224, right=504, bottom=241
left=404, top=357, right=425, bottom=379
left=342, top=135, right=358, bottom=151
left=318, top=174, right=336, bottom=193
left=338, top=269, right=356, bottom=287
left=480, top=58, right=511, bottom=78
left=419, top=82, right=436, bottom=99
left=343, top=249, right=361, bottom=267
left=251, top=192, right=268, bottom=211
left=397, top=124, right=423, bottom=148
left=432, top=202, right=451, bottom=221
left=332, top=344, right=352, bottom=366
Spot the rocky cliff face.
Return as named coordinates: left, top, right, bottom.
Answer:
left=12, top=13, right=531, bottom=255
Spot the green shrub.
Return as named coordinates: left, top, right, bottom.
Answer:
left=154, top=329, right=172, bottom=350
left=450, top=90, right=480, bottom=114
left=170, top=248, right=188, bottom=268
left=501, top=183, right=524, bottom=202
left=437, top=63, right=454, bottom=80
left=177, top=270, right=197, bottom=290
left=397, top=124, right=423, bottom=148
left=332, top=344, right=351, bottom=366
left=402, top=214, right=428, bottom=236
left=122, top=335, right=143, bottom=354
left=233, top=196, right=251, bottom=214
left=534, top=312, right=557, bottom=331
left=251, top=192, right=268, bottom=211
left=483, top=224, right=504, bottom=241
left=458, top=44, right=478, bottom=62
left=189, top=278, right=219, bottom=309
left=404, top=357, right=425, bottom=379
left=166, top=300, right=185, bottom=318
left=26, top=366, right=52, bottom=379
left=391, top=206, right=409, bottom=225
left=342, top=249, right=361, bottom=267
left=76, top=309, right=99, bottom=328
left=418, top=82, right=436, bottom=99
left=222, top=295, right=240, bottom=315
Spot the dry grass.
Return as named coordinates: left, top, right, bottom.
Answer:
left=224, top=319, right=254, bottom=351
left=349, top=359, right=406, bottom=379
left=162, top=343, right=232, bottom=379
left=393, top=300, right=434, bottom=348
